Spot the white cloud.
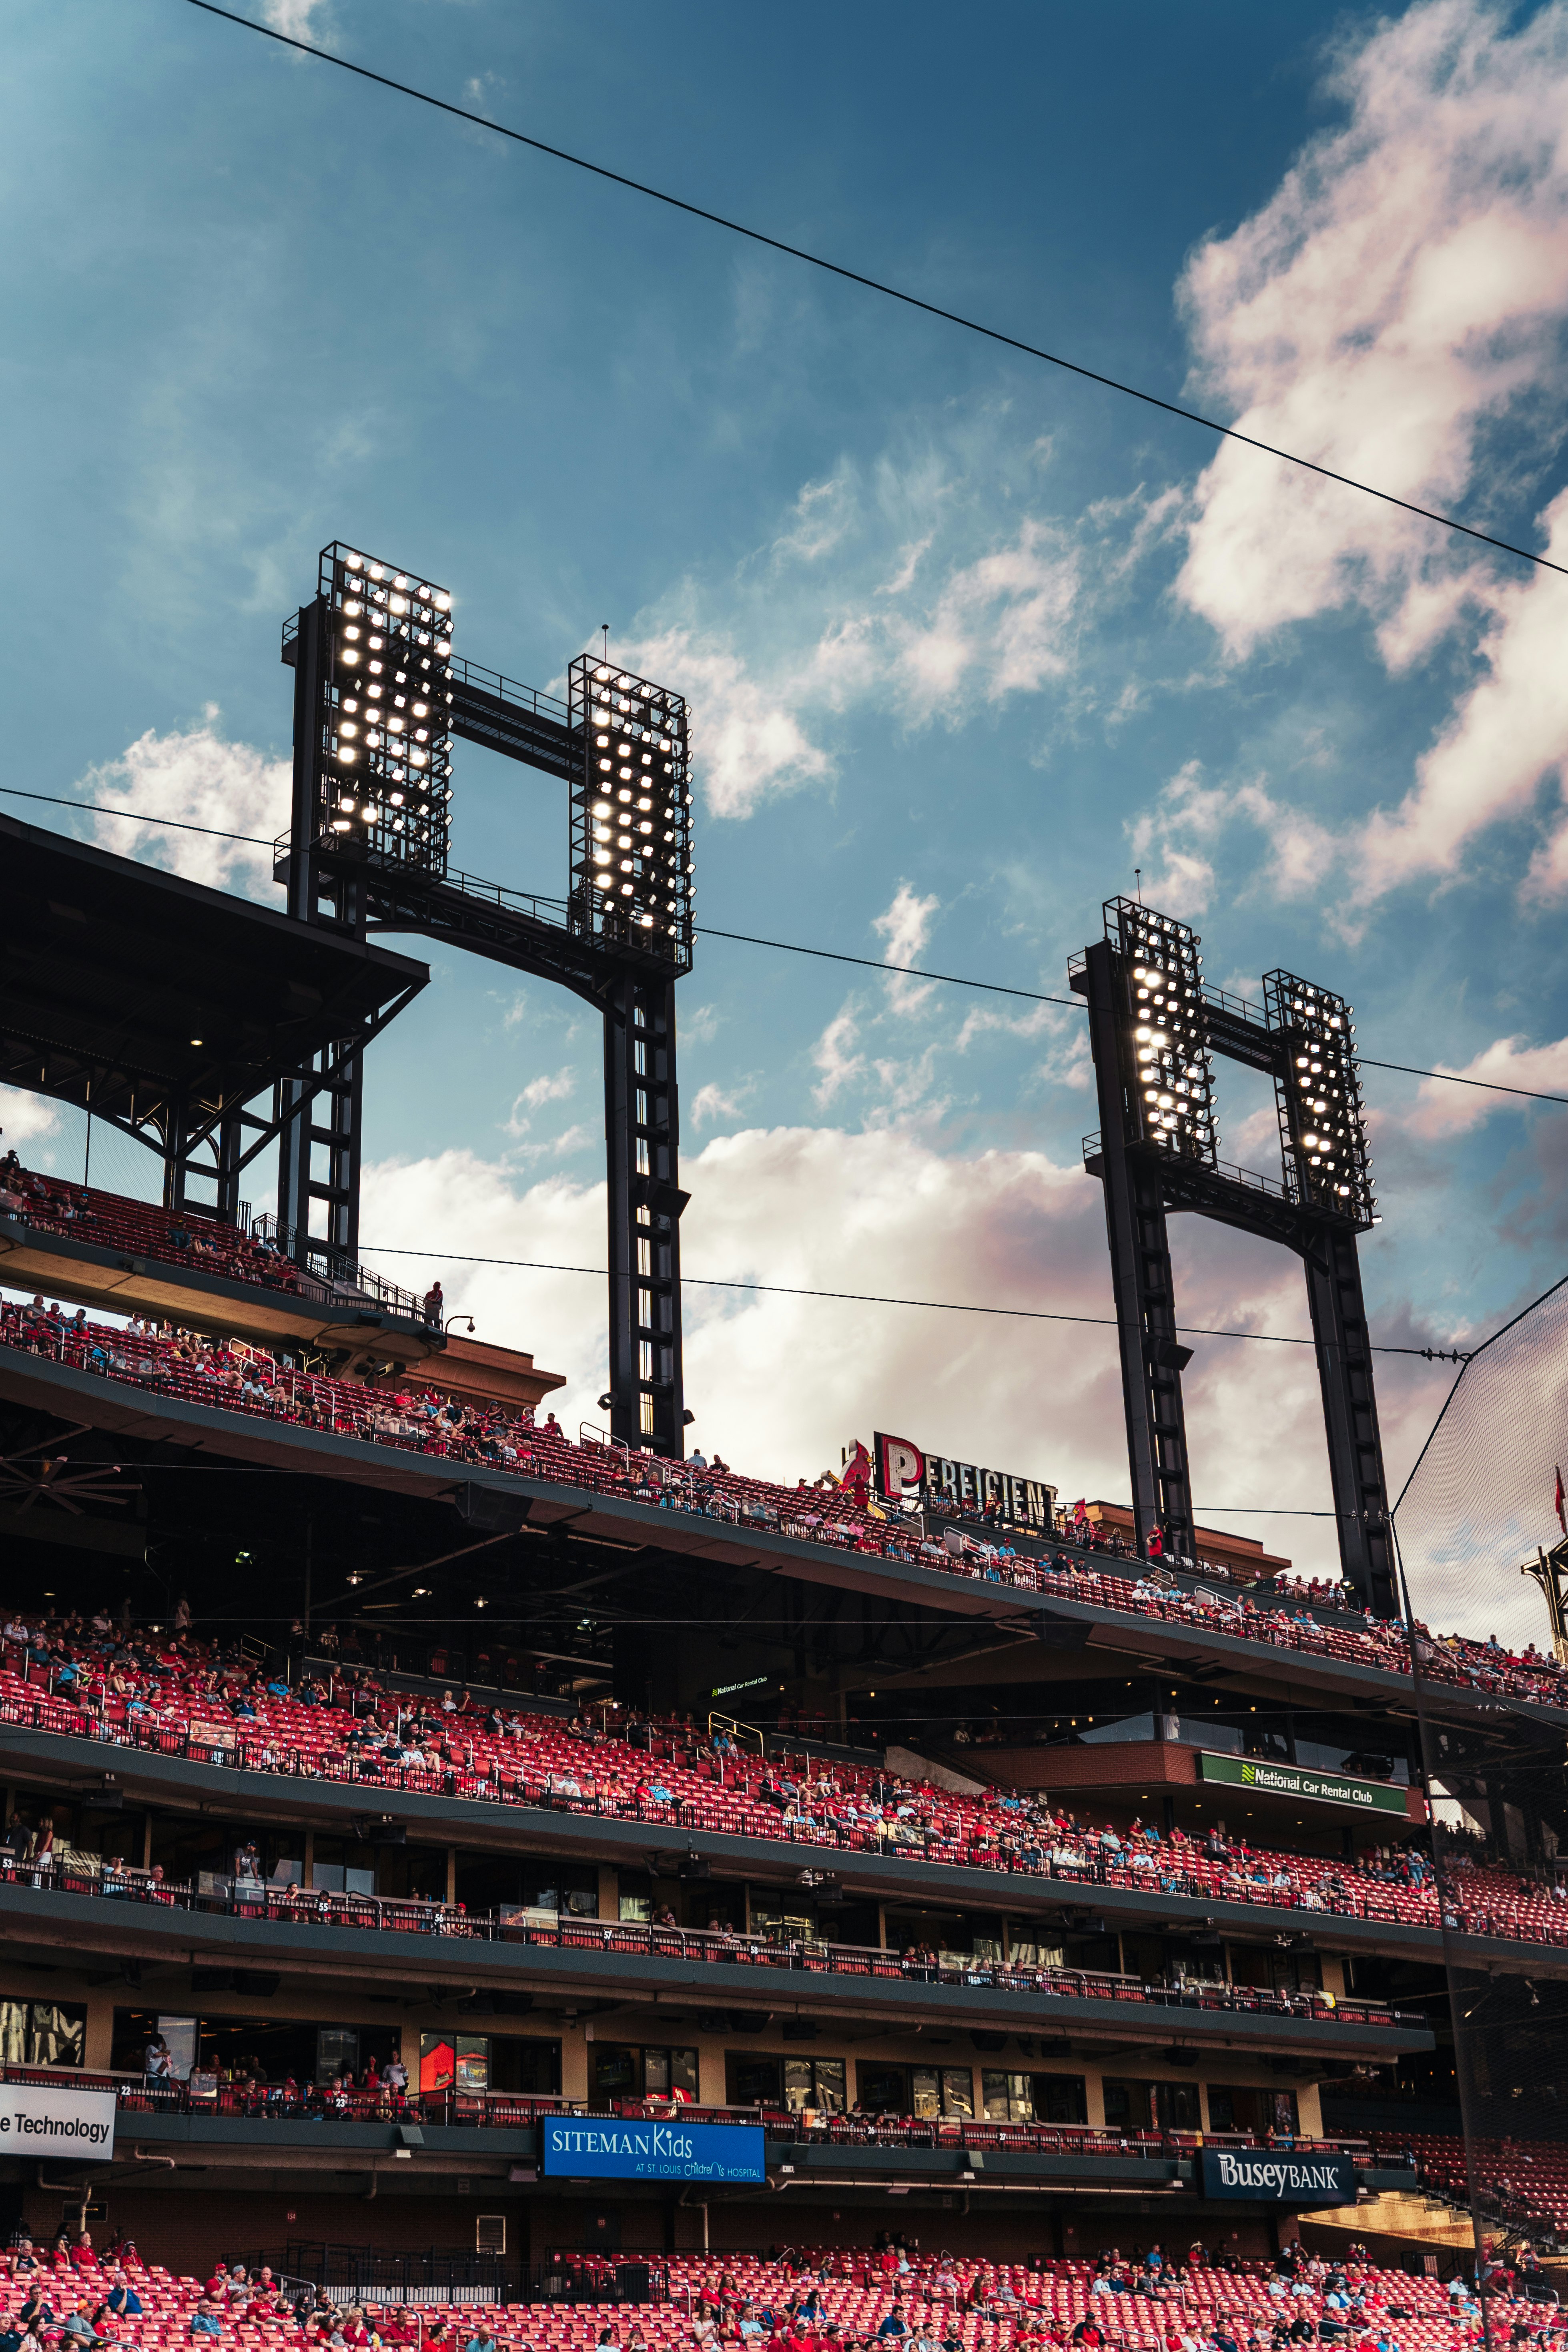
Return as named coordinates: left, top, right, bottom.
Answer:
left=770, top=466, right=859, bottom=565
left=1404, top=1032, right=1568, bottom=1136
left=261, top=0, right=329, bottom=35
left=1125, top=760, right=1229, bottom=918
left=680, top=1003, right=722, bottom=1047
left=1359, top=491, right=1568, bottom=903
left=811, top=1005, right=864, bottom=1105
left=1174, top=0, right=1568, bottom=909
left=894, top=519, right=1079, bottom=719
left=690, top=1083, right=746, bottom=1128
left=79, top=714, right=290, bottom=900
left=872, top=882, right=941, bottom=1016
left=506, top=1068, right=576, bottom=1136
left=0, top=1087, right=63, bottom=1148
left=626, top=625, right=834, bottom=821
left=1179, top=0, right=1568, bottom=656
left=622, top=416, right=1136, bottom=825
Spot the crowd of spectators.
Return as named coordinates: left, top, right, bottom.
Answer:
left=0, top=1166, right=302, bottom=1297
left=2, top=1291, right=1564, bottom=1718
left=0, top=1616, right=1563, bottom=1953
left=2, top=2234, right=1560, bottom=2352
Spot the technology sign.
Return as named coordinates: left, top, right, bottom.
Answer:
left=541, top=2117, right=764, bottom=2184
left=1201, top=2148, right=1354, bottom=2205
left=1198, top=1751, right=1410, bottom=1817
left=0, top=2083, right=116, bottom=2163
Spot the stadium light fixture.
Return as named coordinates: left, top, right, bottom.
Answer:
left=567, top=655, right=694, bottom=970
left=313, top=542, right=454, bottom=876
left=1263, top=969, right=1376, bottom=1227
left=1105, top=895, right=1217, bottom=1169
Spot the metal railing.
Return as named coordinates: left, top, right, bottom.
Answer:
left=1081, top=1130, right=1287, bottom=1203
left=231, top=2243, right=662, bottom=2307
left=268, top=827, right=573, bottom=940
left=1, top=2067, right=1390, bottom=2178
left=250, top=1215, right=428, bottom=1325
left=447, top=658, right=570, bottom=728
left=0, top=1809, right=1447, bottom=2003
left=1203, top=978, right=1270, bottom=1028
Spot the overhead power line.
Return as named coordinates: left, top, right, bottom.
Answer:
left=6, top=783, right=1565, bottom=1107
left=701, top=922, right=1568, bottom=1106
left=363, top=1241, right=1466, bottom=1360
left=180, top=0, right=1566, bottom=583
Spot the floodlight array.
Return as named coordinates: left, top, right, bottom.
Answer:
left=1105, top=896, right=1217, bottom=1167
left=1264, top=970, right=1376, bottom=1225
left=314, top=543, right=454, bottom=874
left=567, top=656, right=694, bottom=970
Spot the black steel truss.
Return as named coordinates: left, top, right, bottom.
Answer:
left=1075, top=920, right=1396, bottom=1617
left=279, top=581, right=692, bottom=1455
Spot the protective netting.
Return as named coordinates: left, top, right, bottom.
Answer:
left=1391, top=1274, right=1568, bottom=2321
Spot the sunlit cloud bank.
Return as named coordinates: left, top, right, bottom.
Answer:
left=362, top=1122, right=1469, bottom=1598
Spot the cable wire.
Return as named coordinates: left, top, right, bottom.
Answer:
left=179, top=0, right=1566, bottom=582
left=357, top=1241, right=1466, bottom=1358
left=6, top=782, right=1564, bottom=1104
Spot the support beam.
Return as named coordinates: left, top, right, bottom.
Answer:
left=277, top=598, right=367, bottom=1275
left=604, top=969, right=687, bottom=1457
left=1083, top=941, right=1195, bottom=1563
left=1301, top=1223, right=1396, bottom=1617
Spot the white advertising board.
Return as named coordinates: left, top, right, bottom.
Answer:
left=0, top=2083, right=117, bottom=2162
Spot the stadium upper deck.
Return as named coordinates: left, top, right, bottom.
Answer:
left=0, top=1618, right=1562, bottom=1967
left=0, top=1242, right=1562, bottom=1724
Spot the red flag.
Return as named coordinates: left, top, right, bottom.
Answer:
left=1556, top=1465, right=1566, bottom=1535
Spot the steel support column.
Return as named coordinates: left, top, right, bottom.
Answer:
left=1084, top=940, right=1195, bottom=1562
left=604, top=968, right=687, bottom=1456
left=1301, top=1222, right=1396, bottom=1617
left=277, top=597, right=366, bottom=1274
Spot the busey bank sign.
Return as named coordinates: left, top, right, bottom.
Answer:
left=1199, top=1750, right=1410, bottom=1817
left=0, top=2083, right=116, bottom=2163
left=874, top=1433, right=1056, bottom=1529
left=541, top=2117, right=765, bottom=2184
left=1201, top=2148, right=1354, bottom=2205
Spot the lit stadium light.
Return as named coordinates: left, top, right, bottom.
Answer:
left=313, top=542, right=454, bottom=875
left=1105, top=895, right=1217, bottom=1167
left=567, top=656, right=694, bottom=970
left=1264, top=970, right=1376, bottom=1225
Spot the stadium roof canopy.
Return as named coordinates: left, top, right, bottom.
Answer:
left=0, top=815, right=428, bottom=1152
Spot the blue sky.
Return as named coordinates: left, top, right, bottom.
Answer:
left=4, top=0, right=1568, bottom=1622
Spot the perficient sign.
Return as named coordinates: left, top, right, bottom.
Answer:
left=874, top=1433, right=1056, bottom=1529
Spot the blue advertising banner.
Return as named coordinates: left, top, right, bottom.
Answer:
left=1200, top=2148, right=1354, bottom=2204
left=541, top=2117, right=766, bottom=2184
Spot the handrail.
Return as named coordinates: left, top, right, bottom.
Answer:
left=251, top=1214, right=427, bottom=1326
left=0, top=1809, right=1450, bottom=2005
left=707, top=1709, right=766, bottom=1758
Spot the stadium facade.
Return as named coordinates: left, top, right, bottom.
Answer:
left=0, top=552, right=1563, bottom=2296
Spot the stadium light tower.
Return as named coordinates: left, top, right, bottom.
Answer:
left=1072, top=895, right=1395, bottom=1618
left=279, top=542, right=695, bottom=1455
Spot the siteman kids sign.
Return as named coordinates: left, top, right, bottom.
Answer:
left=0, top=2084, right=116, bottom=2163
left=541, top=2117, right=764, bottom=2184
